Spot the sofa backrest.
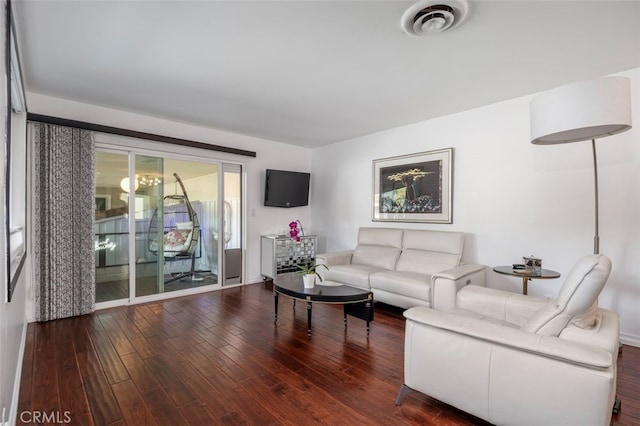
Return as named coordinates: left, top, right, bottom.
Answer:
left=523, top=254, right=612, bottom=337
left=351, top=227, right=403, bottom=270
left=395, top=230, right=464, bottom=275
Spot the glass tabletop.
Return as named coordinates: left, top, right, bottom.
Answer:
left=492, top=265, right=560, bottom=279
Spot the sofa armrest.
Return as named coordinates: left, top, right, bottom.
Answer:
left=404, top=307, right=613, bottom=368
left=559, top=309, right=620, bottom=355
left=430, top=264, right=486, bottom=311
left=316, top=251, right=353, bottom=281
left=316, top=250, right=353, bottom=266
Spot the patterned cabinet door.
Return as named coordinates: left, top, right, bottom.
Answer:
left=261, top=235, right=317, bottom=278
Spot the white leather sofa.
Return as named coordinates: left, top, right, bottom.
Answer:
left=315, top=227, right=485, bottom=309
left=396, top=254, right=619, bottom=425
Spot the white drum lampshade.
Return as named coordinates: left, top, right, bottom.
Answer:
left=530, top=76, right=631, bottom=144
left=529, top=76, right=633, bottom=254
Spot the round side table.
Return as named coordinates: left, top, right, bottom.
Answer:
left=492, top=266, right=560, bottom=295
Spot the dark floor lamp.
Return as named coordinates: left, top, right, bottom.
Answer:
left=530, top=77, right=632, bottom=254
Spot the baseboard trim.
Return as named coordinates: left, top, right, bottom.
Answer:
left=620, top=332, right=640, bottom=348
left=248, top=275, right=267, bottom=285
left=8, top=319, right=28, bottom=426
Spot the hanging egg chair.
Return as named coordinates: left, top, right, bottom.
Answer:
left=147, top=172, right=202, bottom=283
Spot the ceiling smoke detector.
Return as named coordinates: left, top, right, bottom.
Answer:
left=401, top=0, right=469, bottom=36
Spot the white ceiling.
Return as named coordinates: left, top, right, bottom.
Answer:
left=14, top=1, right=640, bottom=148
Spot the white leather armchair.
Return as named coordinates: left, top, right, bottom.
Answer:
left=396, top=254, right=619, bottom=425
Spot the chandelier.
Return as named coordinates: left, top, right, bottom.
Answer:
left=120, top=174, right=162, bottom=192
left=139, top=175, right=162, bottom=186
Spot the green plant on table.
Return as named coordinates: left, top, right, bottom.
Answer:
left=296, top=263, right=329, bottom=282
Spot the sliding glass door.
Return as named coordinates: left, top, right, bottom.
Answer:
left=95, top=148, right=243, bottom=305
left=94, top=151, right=130, bottom=303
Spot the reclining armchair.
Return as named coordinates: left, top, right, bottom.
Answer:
left=396, top=254, right=619, bottom=425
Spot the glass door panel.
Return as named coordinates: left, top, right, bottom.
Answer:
left=94, top=151, right=130, bottom=303
left=134, top=155, right=164, bottom=297
left=135, top=155, right=220, bottom=297
left=223, top=164, right=243, bottom=285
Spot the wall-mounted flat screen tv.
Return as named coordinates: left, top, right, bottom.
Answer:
left=264, top=169, right=310, bottom=208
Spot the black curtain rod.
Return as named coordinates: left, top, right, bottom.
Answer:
left=27, top=113, right=257, bottom=158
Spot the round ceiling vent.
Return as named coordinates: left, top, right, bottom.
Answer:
left=401, top=0, right=469, bottom=36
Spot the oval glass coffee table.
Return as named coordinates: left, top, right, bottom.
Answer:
left=493, top=266, right=560, bottom=295
left=273, top=273, right=374, bottom=337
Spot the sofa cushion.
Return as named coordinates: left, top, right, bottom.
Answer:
left=370, top=271, right=432, bottom=303
left=324, top=264, right=387, bottom=290
left=357, top=227, right=404, bottom=248
left=447, top=308, right=521, bottom=329
left=455, top=285, right=546, bottom=327
left=396, top=230, right=464, bottom=274
left=523, top=254, right=612, bottom=337
left=350, top=228, right=403, bottom=270
left=352, top=245, right=401, bottom=270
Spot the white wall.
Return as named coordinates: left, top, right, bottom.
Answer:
left=26, top=92, right=313, bottom=288
left=311, top=67, right=640, bottom=346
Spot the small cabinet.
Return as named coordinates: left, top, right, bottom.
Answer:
left=261, top=234, right=317, bottom=279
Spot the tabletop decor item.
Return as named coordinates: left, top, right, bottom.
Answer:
left=297, top=263, right=329, bottom=288
left=288, top=220, right=304, bottom=242
left=523, top=255, right=542, bottom=273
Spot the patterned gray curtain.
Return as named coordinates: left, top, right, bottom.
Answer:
left=32, top=122, right=96, bottom=321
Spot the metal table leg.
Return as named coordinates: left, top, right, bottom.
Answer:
left=274, top=291, right=278, bottom=323
left=307, top=301, right=312, bottom=337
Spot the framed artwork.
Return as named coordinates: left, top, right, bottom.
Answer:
left=372, top=148, right=453, bottom=223
left=95, top=195, right=111, bottom=212
left=5, top=0, right=27, bottom=302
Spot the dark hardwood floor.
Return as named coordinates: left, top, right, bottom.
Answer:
left=17, top=283, right=640, bottom=425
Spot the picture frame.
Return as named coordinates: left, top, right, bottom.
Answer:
left=95, top=194, right=111, bottom=212
left=5, top=0, right=27, bottom=302
left=372, top=148, right=453, bottom=223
